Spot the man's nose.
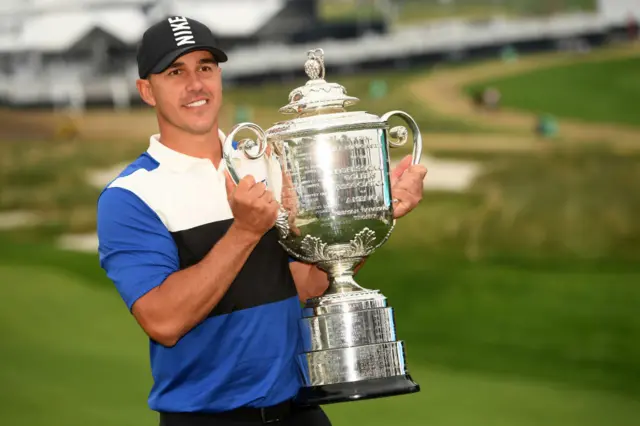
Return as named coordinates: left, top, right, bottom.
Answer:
left=185, top=72, right=204, bottom=91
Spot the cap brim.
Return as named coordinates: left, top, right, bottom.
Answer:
left=147, top=44, right=228, bottom=77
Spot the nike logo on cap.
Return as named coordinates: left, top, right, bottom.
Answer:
left=168, top=16, right=196, bottom=46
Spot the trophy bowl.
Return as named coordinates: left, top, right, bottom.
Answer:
left=223, top=48, right=422, bottom=405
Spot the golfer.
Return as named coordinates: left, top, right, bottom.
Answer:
left=97, top=16, right=427, bottom=426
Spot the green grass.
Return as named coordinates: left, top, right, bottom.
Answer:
left=463, top=146, right=640, bottom=260
left=359, top=247, right=640, bottom=396
left=0, top=263, right=155, bottom=426
left=320, top=0, right=596, bottom=25
left=1, top=238, right=639, bottom=426
left=0, top=138, right=147, bottom=235
left=327, top=366, right=640, bottom=426
left=465, top=56, right=640, bottom=127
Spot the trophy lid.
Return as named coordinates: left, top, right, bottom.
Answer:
left=279, top=48, right=360, bottom=115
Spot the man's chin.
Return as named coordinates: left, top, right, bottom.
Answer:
left=184, top=122, right=216, bottom=136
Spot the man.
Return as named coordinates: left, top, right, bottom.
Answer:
left=97, top=16, right=427, bottom=426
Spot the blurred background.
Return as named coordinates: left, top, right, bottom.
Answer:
left=1, top=0, right=639, bottom=425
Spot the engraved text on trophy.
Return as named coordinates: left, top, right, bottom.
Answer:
left=288, top=130, right=392, bottom=223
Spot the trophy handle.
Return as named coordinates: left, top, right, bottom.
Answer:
left=380, top=110, right=423, bottom=165
left=222, top=122, right=291, bottom=239
left=222, top=122, right=269, bottom=185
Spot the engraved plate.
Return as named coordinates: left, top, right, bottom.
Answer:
left=300, top=342, right=409, bottom=386
left=285, top=129, right=391, bottom=223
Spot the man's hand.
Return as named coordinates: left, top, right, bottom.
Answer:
left=280, top=170, right=301, bottom=237
left=225, top=172, right=279, bottom=238
left=390, top=155, right=427, bottom=218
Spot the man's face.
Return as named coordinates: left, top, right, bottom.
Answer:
left=138, top=50, right=223, bottom=135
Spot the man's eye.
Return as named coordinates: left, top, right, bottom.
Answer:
left=200, top=65, right=213, bottom=72
left=168, top=69, right=181, bottom=76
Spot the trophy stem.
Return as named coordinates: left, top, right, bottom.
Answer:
left=319, top=260, right=366, bottom=294
left=329, top=273, right=365, bottom=294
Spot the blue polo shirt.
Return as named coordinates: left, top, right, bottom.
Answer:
left=96, top=133, right=305, bottom=413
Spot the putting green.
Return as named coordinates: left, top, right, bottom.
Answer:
left=465, top=56, right=640, bottom=127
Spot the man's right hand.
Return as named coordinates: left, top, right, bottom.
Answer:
left=225, top=171, right=279, bottom=239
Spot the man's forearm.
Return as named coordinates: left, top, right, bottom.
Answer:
left=302, top=265, right=330, bottom=301
left=132, top=223, right=260, bottom=346
left=293, top=258, right=368, bottom=302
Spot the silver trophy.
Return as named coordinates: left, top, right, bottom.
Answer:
left=223, top=48, right=422, bottom=405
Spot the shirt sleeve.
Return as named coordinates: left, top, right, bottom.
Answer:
left=97, top=187, right=179, bottom=310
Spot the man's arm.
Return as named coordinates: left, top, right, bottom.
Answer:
left=289, top=259, right=367, bottom=302
left=98, top=173, right=279, bottom=347
left=132, top=224, right=261, bottom=347
left=289, top=262, right=329, bottom=302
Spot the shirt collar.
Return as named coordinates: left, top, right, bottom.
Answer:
left=147, top=129, right=228, bottom=172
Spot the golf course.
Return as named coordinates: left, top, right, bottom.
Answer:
left=1, top=41, right=639, bottom=426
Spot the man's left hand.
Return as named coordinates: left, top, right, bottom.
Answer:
left=390, top=155, right=428, bottom=218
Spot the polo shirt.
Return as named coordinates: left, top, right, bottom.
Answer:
left=96, top=131, right=305, bottom=413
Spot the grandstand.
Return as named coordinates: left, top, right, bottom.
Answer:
left=0, top=0, right=637, bottom=108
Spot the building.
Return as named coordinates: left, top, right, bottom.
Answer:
left=0, top=0, right=321, bottom=108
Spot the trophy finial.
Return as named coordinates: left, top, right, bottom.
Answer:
left=279, top=47, right=359, bottom=115
left=304, top=48, right=325, bottom=80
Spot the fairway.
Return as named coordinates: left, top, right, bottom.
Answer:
left=465, top=56, right=640, bottom=127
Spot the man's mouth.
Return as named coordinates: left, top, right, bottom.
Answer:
left=185, top=99, right=208, bottom=108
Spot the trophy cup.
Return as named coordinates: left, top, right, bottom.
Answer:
left=223, top=48, right=422, bottom=405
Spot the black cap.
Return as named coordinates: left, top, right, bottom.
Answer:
left=137, top=16, right=228, bottom=79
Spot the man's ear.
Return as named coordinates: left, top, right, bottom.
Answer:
left=136, top=78, right=156, bottom=107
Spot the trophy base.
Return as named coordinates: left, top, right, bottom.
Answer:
left=295, top=374, right=420, bottom=406
left=298, top=290, right=421, bottom=405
